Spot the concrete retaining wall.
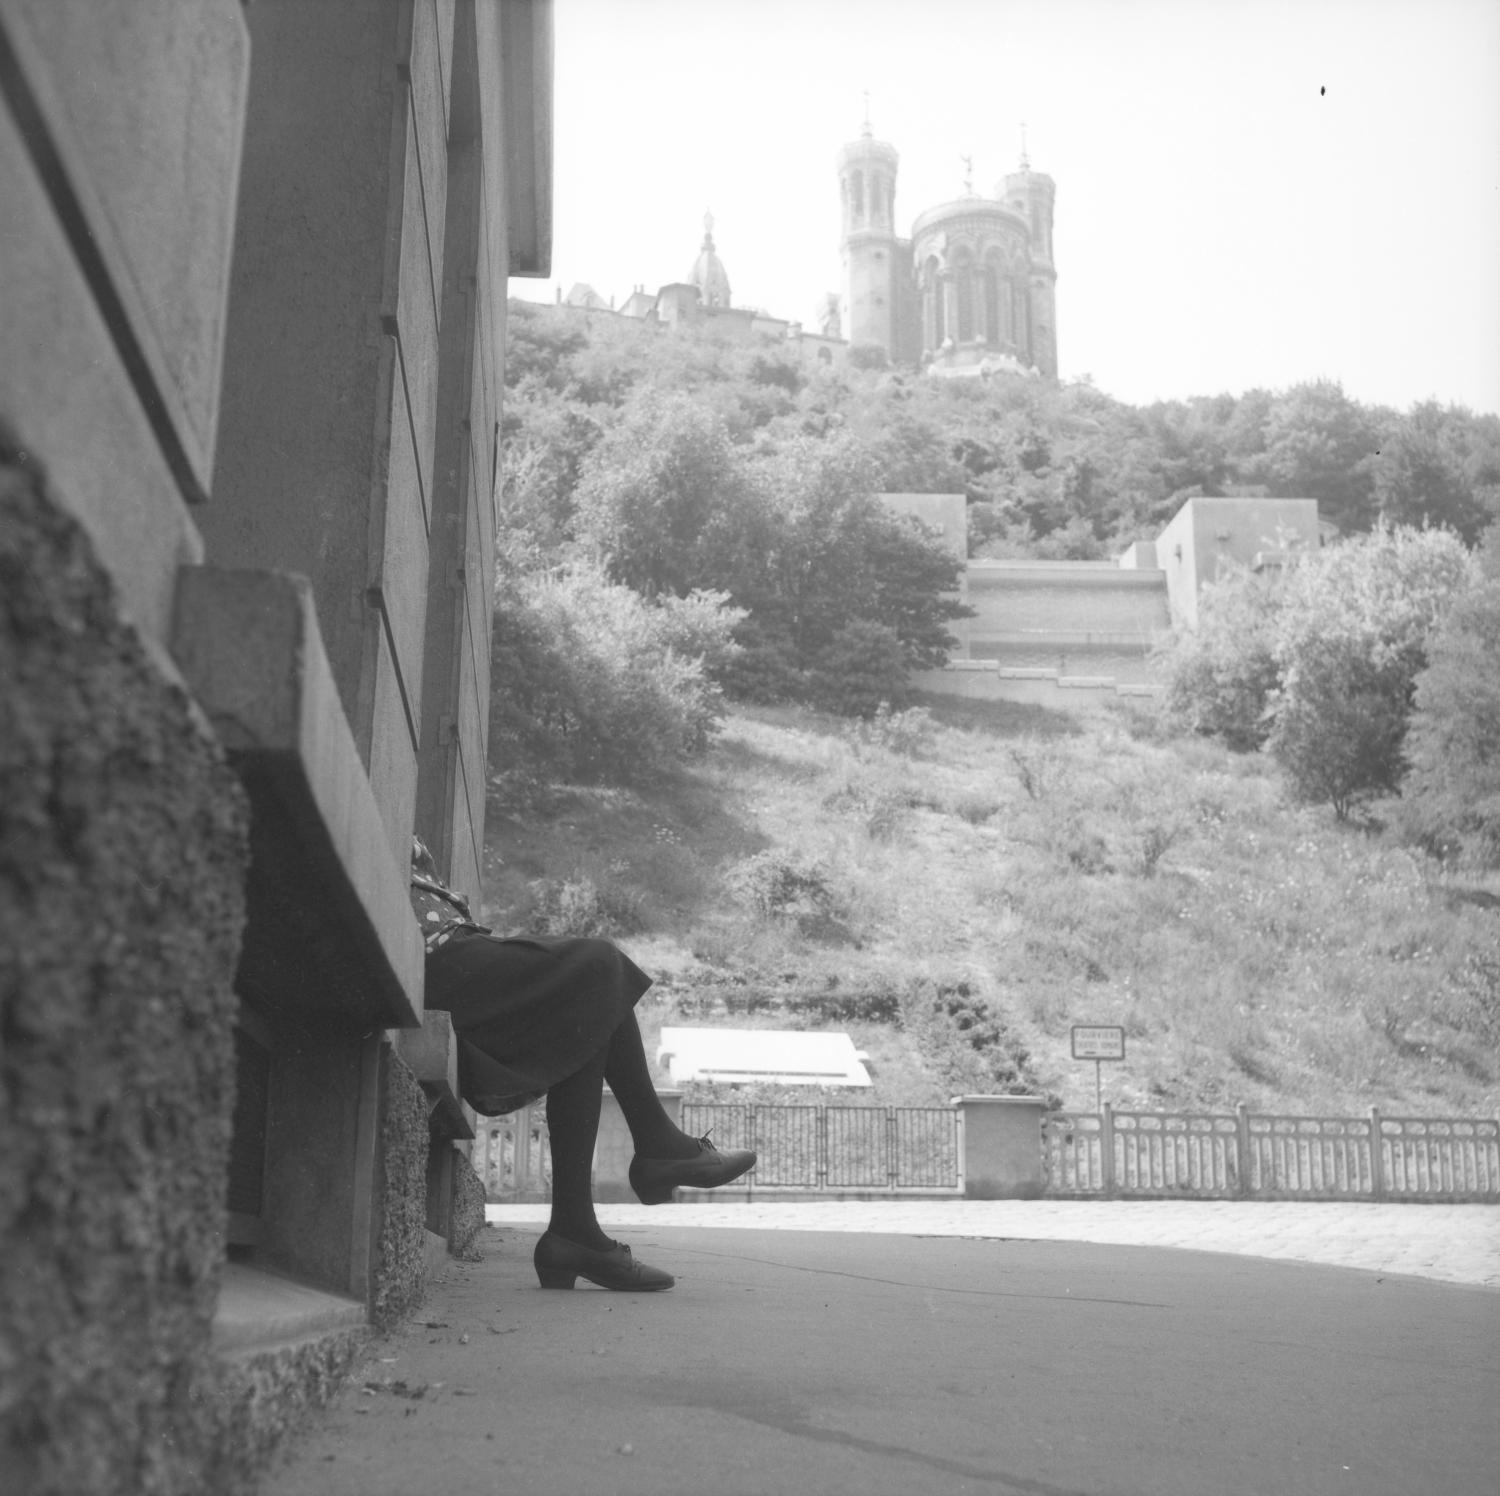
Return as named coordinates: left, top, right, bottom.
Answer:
left=0, top=444, right=249, bottom=1494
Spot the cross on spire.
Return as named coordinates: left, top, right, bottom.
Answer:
left=961, top=153, right=974, bottom=195
left=1019, top=121, right=1030, bottom=170
left=861, top=90, right=872, bottom=137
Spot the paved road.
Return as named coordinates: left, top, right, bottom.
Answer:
left=263, top=1205, right=1500, bottom=1496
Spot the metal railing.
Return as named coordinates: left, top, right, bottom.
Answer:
left=681, top=1103, right=963, bottom=1194
left=1044, top=1105, right=1500, bottom=1202
left=473, top=1098, right=1498, bottom=1205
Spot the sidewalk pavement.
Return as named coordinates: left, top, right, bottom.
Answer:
left=491, top=1198, right=1500, bottom=1286
left=263, top=1204, right=1500, bottom=1496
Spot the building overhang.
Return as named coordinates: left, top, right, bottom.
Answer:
left=501, top=0, right=553, bottom=277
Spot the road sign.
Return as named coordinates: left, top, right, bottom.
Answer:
left=1072, top=1025, right=1125, bottom=1111
left=1071, top=1025, right=1126, bottom=1061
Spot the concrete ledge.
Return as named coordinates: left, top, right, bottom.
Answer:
left=171, top=565, right=423, bottom=1028
left=967, top=562, right=1168, bottom=588
left=212, top=1261, right=366, bottom=1355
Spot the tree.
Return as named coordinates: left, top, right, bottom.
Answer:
left=572, top=392, right=750, bottom=597
left=1268, top=526, right=1474, bottom=818
left=807, top=618, right=911, bottom=717
left=1372, top=402, right=1497, bottom=544
left=1399, top=530, right=1500, bottom=865
left=1260, top=379, right=1379, bottom=533
left=734, top=436, right=970, bottom=705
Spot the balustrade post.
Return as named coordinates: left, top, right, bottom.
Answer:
left=1235, top=1104, right=1251, bottom=1197
left=1368, top=1106, right=1386, bottom=1201
left=1101, top=1102, right=1116, bottom=1196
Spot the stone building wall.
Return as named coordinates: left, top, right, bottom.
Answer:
left=1, top=1, right=552, bottom=1489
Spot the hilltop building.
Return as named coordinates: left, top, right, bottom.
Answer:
left=840, top=122, right=1058, bottom=378
left=556, top=122, right=1058, bottom=380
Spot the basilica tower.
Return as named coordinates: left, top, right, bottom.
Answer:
left=838, top=120, right=900, bottom=357
left=1000, top=156, right=1058, bottom=378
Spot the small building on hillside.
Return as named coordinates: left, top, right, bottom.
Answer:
left=881, top=494, right=1323, bottom=709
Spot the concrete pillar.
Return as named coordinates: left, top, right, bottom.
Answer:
left=955, top=1095, right=1048, bottom=1199
left=594, top=1087, right=683, bottom=1203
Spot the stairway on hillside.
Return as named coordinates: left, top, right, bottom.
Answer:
left=961, top=561, right=1171, bottom=686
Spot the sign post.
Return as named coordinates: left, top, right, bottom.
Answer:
left=1071, top=1025, right=1126, bottom=1113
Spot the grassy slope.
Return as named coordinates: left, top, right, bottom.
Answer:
left=482, top=696, right=1499, bottom=1120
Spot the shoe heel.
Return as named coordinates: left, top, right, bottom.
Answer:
left=537, top=1268, right=577, bottom=1289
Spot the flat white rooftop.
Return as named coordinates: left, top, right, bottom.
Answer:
left=657, top=1027, right=872, bottom=1088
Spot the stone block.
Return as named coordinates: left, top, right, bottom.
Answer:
left=395, top=1010, right=473, bottom=1141
left=172, top=565, right=423, bottom=1029
left=205, top=0, right=406, bottom=723
left=1, top=0, right=250, bottom=497
left=0, top=103, right=202, bottom=648
left=365, top=610, right=422, bottom=870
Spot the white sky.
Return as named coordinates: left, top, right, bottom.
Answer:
left=517, top=0, right=1500, bottom=416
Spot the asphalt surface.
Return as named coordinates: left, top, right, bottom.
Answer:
left=263, top=1203, right=1500, bottom=1496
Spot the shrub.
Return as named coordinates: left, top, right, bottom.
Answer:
left=726, top=850, right=843, bottom=929
left=1268, top=526, right=1473, bottom=818
left=843, top=702, right=937, bottom=758
left=526, top=874, right=643, bottom=937
left=1398, top=533, right=1500, bottom=865
left=1156, top=563, right=1283, bottom=750
left=901, top=977, right=1037, bottom=1093
left=489, top=562, right=743, bottom=788
left=807, top=619, right=910, bottom=717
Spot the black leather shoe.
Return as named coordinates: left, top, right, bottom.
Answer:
left=629, top=1133, right=758, bottom=1205
left=533, top=1231, right=674, bottom=1291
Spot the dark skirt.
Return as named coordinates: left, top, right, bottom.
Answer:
left=424, top=932, right=652, bottom=1115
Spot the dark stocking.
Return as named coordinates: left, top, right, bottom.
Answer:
left=544, top=1045, right=612, bottom=1251
left=604, top=1010, right=699, bottom=1160
left=544, top=1011, right=699, bottom=1250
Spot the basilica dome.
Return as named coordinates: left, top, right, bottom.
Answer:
left=689, top=211, right=731, bottom=308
